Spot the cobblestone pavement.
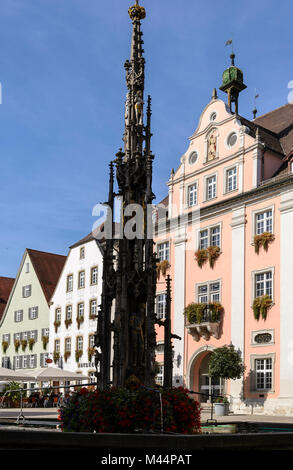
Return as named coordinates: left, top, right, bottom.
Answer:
left=201, top=410, right=293, bottom=424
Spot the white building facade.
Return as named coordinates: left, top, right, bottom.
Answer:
left=49, top=234, right=103, bottom=383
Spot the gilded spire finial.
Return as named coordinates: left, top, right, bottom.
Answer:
left=129, top=1, right=146, bottom=21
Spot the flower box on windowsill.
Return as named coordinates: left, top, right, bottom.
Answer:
left=184, top=302, right=223, bottom=341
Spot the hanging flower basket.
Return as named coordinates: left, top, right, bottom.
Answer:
left=156, top=260, right=170, bottom=279
left=42, top=335, right=49, bottom=350
left=194, top=249, right=208, bottom=268
left=53, top=351, right=60, bottom=364
left=28, top=338, right=35, bottom=351
left=252, top=295, right=273, bottom=320
left=21, top=339, right=27, bottom=352
left=254, top=232, right=275, bottom=254
left=76, top=316, right=84, bottom=329
left=54, top=320, right=61, bottom=333
left=89, top=313, right=96, bottom=321
left=65, top=319, right=72, bottom=329
left=2, top=341, right=9, bottom=353
left=64, top=351, right=71, bottom=362
left=207, top=246, right=221, bottom=268
left=14, top=340, right=20, bottom=352
left=88, top=347, right=95, bottom=362
left=75, top=349, right=83, bottom=362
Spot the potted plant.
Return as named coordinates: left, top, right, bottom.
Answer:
left=75, top=349, right=83, bottom=362
left=28, top=338, right=35, bottom=351
left=88, top=347, right=95, bottom=362
left=209, top=344, right=245, bottom=416
left=64, top=351, right=71, bottom=362
left=42, top=335, right=49, bottom=350
left=156, top=260, right=170, bottom=279
left=65, top=318, right=72, bottom=329
left=194, top=249, right=208, bottom=268
left=252, top=294, right=273, bottom=320
left=54, top=320, right=61, bottom=333
left=21, top=339, right=27, bottom=352
left=207, top=246, right=221, bottom=268
left=53, top=351, right=60, bottom=364
left=254, top=232, right=275, bottom=254
left=76, top=316, right=84, bottom=329
left=214, top=396, right=230, bottom=416
left=2, top=341, right=9, bottom=353
left=14, top=339, right=20, bottom=352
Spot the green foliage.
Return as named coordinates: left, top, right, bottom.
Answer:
left=3, top=381, right=23, bottom=403
left=59, top=386, right=201, bottom=434
left=208, top=345, right=245, bottom=380
left=253, top=295, right=272, bottom=320
left=184, top=302, right=223, bottom=324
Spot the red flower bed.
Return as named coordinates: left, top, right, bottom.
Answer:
left=59, top=386, right=201, bottom=434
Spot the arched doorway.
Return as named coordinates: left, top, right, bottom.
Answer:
left=187, top=348, right=225, bottom=403
left=199, top=353, right=225, bottom=403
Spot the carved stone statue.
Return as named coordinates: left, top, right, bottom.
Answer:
left=129, top=303, right=145, bottom=368
left=134, top=90, right=144, bottom=125
left=208, top=132, right=217, bottom=161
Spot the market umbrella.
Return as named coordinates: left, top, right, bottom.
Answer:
left=24, top=367, right=89, bottom=382
left=0, top=367, right=35, bottom=381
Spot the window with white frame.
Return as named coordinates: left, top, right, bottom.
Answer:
left=226, top=166, right=237, bottom=192
left=28, top=306, right=38, bottom=320
left=199, top=225, right=221, bottom=249
left=14, top=356, right=22, bottom=369
left=157, top=242, right=170, bottom=262
left=78, top=271, right=85, bottom=289
left=2, top=334, right=10, bottom=344
left=29, top=355, right=37, bottom=369
left=89, top=334, right=95, bottom=348
left=77, top=303, right=84, bottom=318
left=80, top=247, right=85, bottom=260
left=22, top=285, right=31, bottom=298
left=29, top=330, right=37, bottom=341
left=255, top=209, right=273, bottom=235
left=2, top=357, right=10, bottom=368
left=255, top=358, right=272, bottom=390
left=91, top=267, right=98, bottom=285
left=14, top=310, right=23, bottom=322
left=197, top=281, right=220, bottom=303
left=206, top=175, right=217, bottom=200
left=77, top=336, right=83, bottom=351
left=156, top=294, right=166, bottom=320
left=23, top=355, right=29, bottom=369
left=89, top=371, right=96, bottom=383
left=255, top=271, right=272, bottom=298
left=188, top=183, right=197, bottom=207
left=55, top=308, right=61, bottom=322
left=66, top=305, right=72, bottom=320
left=65, top=337, right=71, bottom=352
left=90, top=299, right=97, bottom=317
left=67, top=274, right=73, bottom=292
left=156, top=364, right=164, bottom=386
left=40, top=353, right=49, bottom=368
left=42, top=328, right=49, bottom=338
left=54, top=339, right=60, bottom=353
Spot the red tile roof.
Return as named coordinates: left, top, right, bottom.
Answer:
left=27, top=249, right=66, bottom=303
left=254, top=103, right=293, bottom=156
left=0, top=277, right=15, bottom=320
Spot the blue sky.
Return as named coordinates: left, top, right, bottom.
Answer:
left=0, top=0, right=292, bottom=277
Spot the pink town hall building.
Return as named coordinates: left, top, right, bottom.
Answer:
left=154, top=56, right=293, bottom=415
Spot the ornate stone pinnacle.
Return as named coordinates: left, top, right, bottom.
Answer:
left=128, top=1, right=146, bottom=21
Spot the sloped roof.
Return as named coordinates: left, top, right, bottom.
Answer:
left=27, top=249, right=66, bottom=303
left=254, top=103, right=293, bottom=156
left=70, top=223, right=120, bottom=249
left=0, top=277, right=15, bottom=320
left=239, top=116, right=284, bottom=155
